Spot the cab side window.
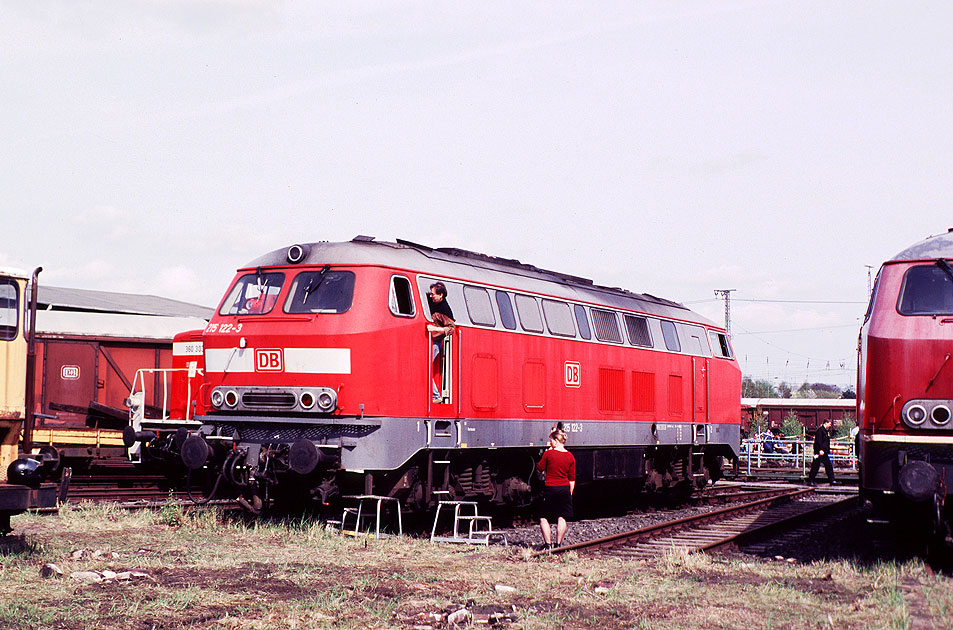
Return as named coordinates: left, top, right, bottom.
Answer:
left=0, top=279, right=19, bottom=341
left=710, top=331, right=733, bottom=358
left=389, top=275, right=416, bottom=317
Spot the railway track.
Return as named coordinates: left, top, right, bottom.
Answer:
left=63, top=474, right=188, bottom=503
left=29, top=464, right=222, bottom=510
left=686, top=483, right=815, bottom=506
left=531, top=487, right=857, bottom=559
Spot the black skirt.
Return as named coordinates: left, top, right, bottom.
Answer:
left=540, top=485, right=573, bottom=521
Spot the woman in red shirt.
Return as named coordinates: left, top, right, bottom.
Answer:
left=536, top=426, right=576, bottom=548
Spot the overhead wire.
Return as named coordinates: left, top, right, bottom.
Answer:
left=683, top=293, right=862, bottom=385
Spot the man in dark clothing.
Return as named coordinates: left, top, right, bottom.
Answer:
left=808, top=419, right=835, bottom=486
left=426, top=282, right=454, bottom=402
left=427, top=282, right=454, bottom=323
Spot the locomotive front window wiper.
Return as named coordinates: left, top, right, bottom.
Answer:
left=302, top=265, right=330, bottom=303
left=935, top=258, right=953, bottom=284
left=253, top=266, right=272, bottom=304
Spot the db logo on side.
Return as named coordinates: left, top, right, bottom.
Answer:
left=255, top=348, right=284, bottom=372
left=61, top=365, right=81, bottom=380
left=565, top=361, right=581, bottom=388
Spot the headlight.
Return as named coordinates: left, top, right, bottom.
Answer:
left=932, top=405, right=951, bottom=425
left=287, top=244, right=311, bottom=264
left=906, top=404, right=927, bottom=425
left=316, top=390, right=337, bottom=412
left=907, top=405, right=927, bottom=425
left=210, top=389, right=225, bottom=408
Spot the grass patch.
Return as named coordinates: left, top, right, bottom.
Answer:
left=2, top=507, right=950, bottom=629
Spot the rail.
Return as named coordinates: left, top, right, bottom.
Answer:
left=738, top=436, right=857, bottom=476
left=532, top=488, right=856, bottom=559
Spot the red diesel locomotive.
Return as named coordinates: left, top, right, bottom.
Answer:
left=859, top=230, right=953, bottom=546
left=169, top=237, right=741, bottom=512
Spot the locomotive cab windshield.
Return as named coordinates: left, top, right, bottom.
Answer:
left=897, top=260, right=953, bottom=315
left=220, top=271, right=285, bottom=315
left=285, top=268, right=355, bottom=314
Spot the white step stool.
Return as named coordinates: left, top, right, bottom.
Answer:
left=430, top=500, right=506, bottom=545
left=338, top=494, right=403, bottom=538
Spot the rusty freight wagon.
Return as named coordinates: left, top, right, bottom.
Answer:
left=25, top=286, right=209, bottom=466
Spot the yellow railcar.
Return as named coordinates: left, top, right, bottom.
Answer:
left=0, top=266, right=57, bottom=532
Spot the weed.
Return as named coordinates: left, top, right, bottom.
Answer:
left=3, top=507, right=950, bottom=629
left=156, top=499, right=186, bottom=527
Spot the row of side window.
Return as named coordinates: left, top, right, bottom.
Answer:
left=393, top=275, right=733, bottom=359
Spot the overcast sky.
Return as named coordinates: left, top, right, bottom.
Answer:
left=4, top=1, right=952, bottom=390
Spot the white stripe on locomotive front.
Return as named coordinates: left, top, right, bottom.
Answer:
left=204, top=347, right=351, bottom=374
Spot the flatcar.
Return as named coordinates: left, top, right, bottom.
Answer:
left=171, top=237, right=742, bottom=512
left=858, top=229, right=953, bottom=548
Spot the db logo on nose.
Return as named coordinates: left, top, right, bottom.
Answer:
left=255, top=348, right=284, bottom=372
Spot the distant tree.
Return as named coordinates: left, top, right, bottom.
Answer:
left=742, top=377, right=779, bottom=398
left=778, top=382, right=793, bottom=399
left=841, top=388, right=856, bottom=399
left=749, top=414, right=768, bottom=436
left=834, top=413, right=856, bottom=438
left=813, top=383, right=842, bottom=399
left=781, top=411, right=804, bottom=438
left=794, top=382, right=842, bottom=399
left=792, top=383, right=816, bottom=399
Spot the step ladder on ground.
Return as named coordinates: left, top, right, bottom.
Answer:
left=430, top=500, right=506, bottom=545
left=329, top=495, right=403, bottom=538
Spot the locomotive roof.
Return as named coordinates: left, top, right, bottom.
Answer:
left=242, top=237, right=717, bottom=327
left=890, top=229, right=953, bottom=262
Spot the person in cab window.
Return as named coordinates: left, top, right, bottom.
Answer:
left=426, top=282, right=455, bottom=402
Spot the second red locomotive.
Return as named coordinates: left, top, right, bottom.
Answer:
left=859, top=229, right=953, bottom=549
left=163, top=237, right=741, bottom=511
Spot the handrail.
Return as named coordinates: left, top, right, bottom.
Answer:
left=128, top=366, right=201, bottom=423
left=739, top=436, right=857, bottom=476
left=125, top=366, right=202, bottom=463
